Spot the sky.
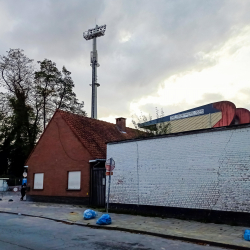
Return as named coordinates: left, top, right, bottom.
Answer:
left=1, top=0, right=250, bottom=127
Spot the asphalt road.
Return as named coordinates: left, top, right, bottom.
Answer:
left=0, top=213, right=225, bottom=250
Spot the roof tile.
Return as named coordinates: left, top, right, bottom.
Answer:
left=58, top=110, right=139, bottom=159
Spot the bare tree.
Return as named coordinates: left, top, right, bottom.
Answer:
left=0, top=49, right=39, bottom=146
left=0, top=49, right=86, bottom=177
left=0, top=49, right=34, bottom=101
left=132, top=108, right=171, bottom=137
left=35, top=60, right=86, bottom=130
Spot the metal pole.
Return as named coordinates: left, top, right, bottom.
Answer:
left=94, top=80, right=97, bottom=118
left=91, top=51, right=95, bottom=118
left=91, top=25, right=98, bottom=119
left=106, top=158, right=112, bottom=213
left=84, top=24, right=106, bottom=119
left=91, top=36, right=97, bottom=119
left=1, top=180, right=3, bottom=198
left=94, top=27, right=98, bottom=119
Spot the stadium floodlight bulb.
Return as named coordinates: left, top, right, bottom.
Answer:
left=83, top=24, right=106, bottom=40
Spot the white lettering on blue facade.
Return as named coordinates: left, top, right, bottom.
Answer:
left=170, top=109, right=204, bottom=121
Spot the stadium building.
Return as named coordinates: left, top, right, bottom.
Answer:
left=139, top=101, right=250, bottom=133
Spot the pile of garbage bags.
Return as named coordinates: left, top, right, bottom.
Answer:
left=83, top=209, right=111, bottom=225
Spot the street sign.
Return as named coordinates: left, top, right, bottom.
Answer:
left=106, top=172, right=113, bottom=176
left=105, top=158, right=115, bottom=171
left=105, top=157, right=115, bottom=213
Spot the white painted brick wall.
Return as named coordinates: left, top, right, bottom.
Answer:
left=107, top=127, right=250, bottom=212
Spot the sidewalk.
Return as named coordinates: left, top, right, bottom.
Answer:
left=0, top=192, right=250, bottom=249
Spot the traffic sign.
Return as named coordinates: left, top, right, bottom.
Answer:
left=106, top=157, right=115, bottom=213
left=106, top=172, right=113, bottom=176
left=105, top=158, right=115, bottom=171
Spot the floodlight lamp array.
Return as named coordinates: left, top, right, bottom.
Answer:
left=83, top=24, right=106, bottom=40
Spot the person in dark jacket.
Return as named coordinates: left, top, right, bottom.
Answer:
left=20, top=183, right=26, bottom=201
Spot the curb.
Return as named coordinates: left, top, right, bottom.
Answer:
left=0, top=210, right=248, bottom=250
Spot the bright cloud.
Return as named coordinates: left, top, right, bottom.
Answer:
left=119, top=31, right=132, bottom=43
left=130, top=25, right=250, bottom=118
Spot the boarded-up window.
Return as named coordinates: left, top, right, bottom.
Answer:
left=34, top=173, right=44, bottom=189
left=68, top=171, right=81, bottom=190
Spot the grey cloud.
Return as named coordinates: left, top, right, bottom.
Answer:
left=135, top=92, right=228, bottom=121
left=195, top=93, right=225, bottom=106
left=1, top=0, right=250, bottom=120
left=195, top=91, right=250, bottom=112
left=231, top=88, right=250, bottom=110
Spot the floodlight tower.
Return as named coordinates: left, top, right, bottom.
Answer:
left=83, top=24, right=106, bottom=119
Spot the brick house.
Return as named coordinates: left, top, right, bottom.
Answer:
left=26, top=110, right=138, bottom=205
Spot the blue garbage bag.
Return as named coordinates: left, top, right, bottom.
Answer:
left=83, top=209, right=98, bottom=220
left=96, top=214, right=112, bottom=225
left=244, top=230, right=250, bottom=241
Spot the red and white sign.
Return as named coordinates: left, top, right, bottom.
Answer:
left=105, top=158, right=115, bottom=172
left=106, top=172, right=113, bottom=176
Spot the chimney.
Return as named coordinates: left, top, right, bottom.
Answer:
left=116, top=117, right=126, bottom=132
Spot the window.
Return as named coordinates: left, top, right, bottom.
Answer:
left=68, top=171, right=81, bottom=190
left=34, top=173, right=44, bottom=189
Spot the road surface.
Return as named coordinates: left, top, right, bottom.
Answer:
left=0, top=213, right=226, bottom=250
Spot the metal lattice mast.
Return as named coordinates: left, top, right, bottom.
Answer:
left=83, top=24, right=106, bottom=119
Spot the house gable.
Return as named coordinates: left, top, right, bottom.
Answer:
left=26, top=111, right=92, bottom=198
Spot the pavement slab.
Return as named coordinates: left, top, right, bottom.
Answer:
left=0, top=192, right=250, bottom=249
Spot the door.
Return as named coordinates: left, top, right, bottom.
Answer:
left=91, top=167, right=106, bottom=207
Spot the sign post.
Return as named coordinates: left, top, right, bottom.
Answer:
left=23, top=170, right=28, bottom=186
left=105, top=158, right=115, bottom=213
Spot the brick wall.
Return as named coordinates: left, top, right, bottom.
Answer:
left=107, top=126, right=250, bottom=213
left=26, top=112, right=92, bottom=198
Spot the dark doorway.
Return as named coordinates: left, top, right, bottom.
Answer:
left=90, top=160, right=106, bottom=207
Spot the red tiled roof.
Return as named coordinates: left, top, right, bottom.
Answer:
left=58, top=110, right=139, bottom=159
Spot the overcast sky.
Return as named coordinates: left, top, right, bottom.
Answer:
left=1, top=0, right=250, bottom=127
